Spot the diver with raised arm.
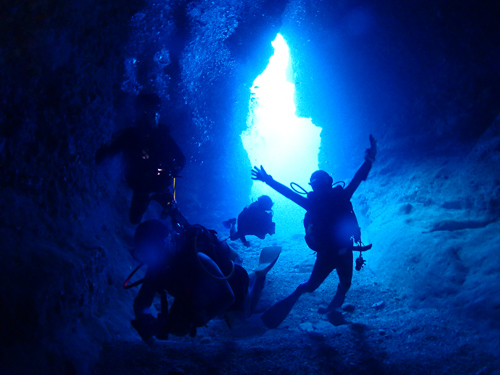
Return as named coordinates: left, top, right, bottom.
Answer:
left=252, top=135, right=377, bottom=328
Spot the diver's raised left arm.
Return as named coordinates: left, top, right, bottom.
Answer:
left=344, top=135, right=377, bottom=199
left=251, top=166, right=308, bottom=209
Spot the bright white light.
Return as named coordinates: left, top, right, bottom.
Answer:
left=241, top=34, right=322, bottom=237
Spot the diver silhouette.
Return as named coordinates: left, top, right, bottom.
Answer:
left=95, top=92, right=186, bottom=224
left=252, top=135, right=377, bottom=328
left=223, top=195, right=276, bottom=247
left=128, top=219, right=281, bottom=343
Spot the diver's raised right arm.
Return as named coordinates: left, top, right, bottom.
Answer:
left=251, top=166, right=308, bottom=209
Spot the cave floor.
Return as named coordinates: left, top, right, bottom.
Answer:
left=93, top=241, right=499, bottom=375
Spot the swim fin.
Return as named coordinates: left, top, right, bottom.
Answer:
left=261, top=290, right=300, bottom=329
left=254, top=246, right=282, bottom=278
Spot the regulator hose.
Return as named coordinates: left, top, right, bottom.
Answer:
left=290, top=182, right=308, bottom=195
left=194, top=232, right=235, bottom=281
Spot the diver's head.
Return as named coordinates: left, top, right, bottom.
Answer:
left=309, top=170, right=333, bottom=193
left=257, top=195, right=274, bottom=211
left=133, top=219, right=170, bottom=265
left=135, top=92, right=161, bottom=127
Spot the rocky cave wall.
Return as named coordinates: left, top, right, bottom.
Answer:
left=282, top=0, right=500, bottom=174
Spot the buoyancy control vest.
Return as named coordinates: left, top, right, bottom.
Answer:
left=304, top=185, right=361, bottom=252
left=237, top=202, right=274, bottom=238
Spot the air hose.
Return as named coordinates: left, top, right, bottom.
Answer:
left=173, top=177, right=177, bottom=202
left=123, top=264, right=145, bottom=289
left=290, top=180, right=346, bottom=195
left=290, top=182, right=308, bottom=195
left=193, top=231, right=235, bottom=281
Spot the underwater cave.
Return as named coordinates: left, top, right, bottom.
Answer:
left=1, top=1, right=500, bottom=374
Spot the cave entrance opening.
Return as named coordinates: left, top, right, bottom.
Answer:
left=241, top=33, right=322, bottom=238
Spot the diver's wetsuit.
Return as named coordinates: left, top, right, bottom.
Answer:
left=96, top=123, right=185, bottom=224
left=131, top=224, right=278, bottom=341
left=263, top=160, right=372, bottom=312
left=133, top=226, right=237, bottom=339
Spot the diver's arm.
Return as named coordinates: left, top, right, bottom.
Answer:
left=344, top=135, right=377, bottom=199
left=95, top=130, right=132, bottom=164
left=251, top=166, right=308, bottom=209
left=344, top=161, right=372, bottom=200
left=267, top=178, right=308, bottom=208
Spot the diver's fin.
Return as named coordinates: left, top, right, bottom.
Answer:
left=261, top=291, right=300, bottom=329
left=254, top=246, right=282, bottom=278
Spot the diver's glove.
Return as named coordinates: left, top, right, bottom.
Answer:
left=364, top=134, right=377, bottom=163
left=251, top=165, right=273, bottom=184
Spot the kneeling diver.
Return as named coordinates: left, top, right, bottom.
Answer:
left=127, top=219, right=281, bottom=343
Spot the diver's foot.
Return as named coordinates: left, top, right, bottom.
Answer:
left=156, top=313, right=169, bottom=340
left=342, top=303, right=356, bottom=312
left=318, top=306, right=329, bottom=314
left=222, top=218, right=236, bottom=229
left=319, top=303, right=355, bottom=315
left=318, top=304, right=336, bottom=314
left=326, top=309, right=347, bottom=326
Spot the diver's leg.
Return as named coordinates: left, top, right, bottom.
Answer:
left=167, top=299, right=194, bottom=337
left=231, top=230, right=249, bottom=246
left=262, top=251, right=335, bottom=328
left=230, top=247, right=281, bottom=320
left=241, top=235, right=250, bottom=247
left=133, top=280, right=156, bottom=318
left=223, top=218, right=236, bottom=229
left=301, top=251, right=337, bottom=293
left=194, top=253, right=236, bottom=324
left=132, top=274, right=158, bottom=342
left=130, top=190, right=150, bottom=224
left=229, top=227, right=238, bottom=240
left=245, top=272, right=265, bottom=318
left=156, top=290, right=169, bottom=340
left=323, top=250, right=354, bottom=313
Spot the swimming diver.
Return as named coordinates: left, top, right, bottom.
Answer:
left=223, top=195, right=276, bottom=247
